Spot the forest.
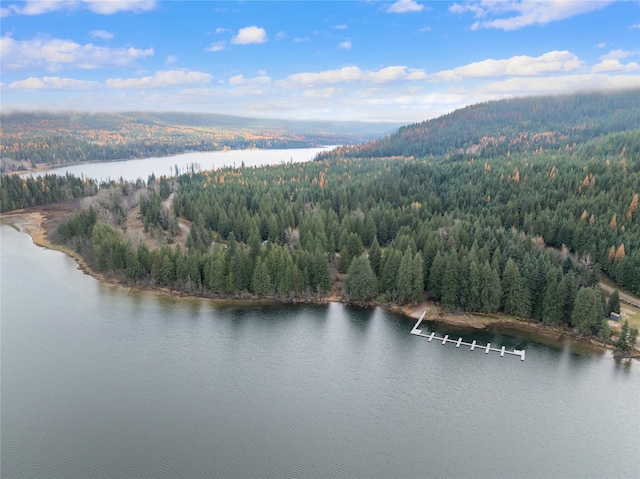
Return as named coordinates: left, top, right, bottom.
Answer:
left=0, top=111, right=397, bottom=172
left=1, top=90, right=639, bottom=343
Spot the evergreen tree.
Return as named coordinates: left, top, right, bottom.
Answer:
left=457, top=256, right=471, bottom=310
left=616, top=320, right=630, bottom=350
left=502, top=258, right=522, bottom=316
left=411, top=252, right=425, bottom=303
left=571, top=287, right=603, bottom=335
left=542, top=268, right=563, bottom=325
left=344, top=254, right=378, bottom=302
left=379, top=247, right=402, bottom=295
left=441, top=251, right=459, bottom=311
left=369, top=236, right=382, bottom=277
left=427, top=250, right=445, bottom=301
left=480, top=261, right=502, bottom=313
left=607, top=290, right=621, bottom=315
left=397, top=248, right=415, bottom=303
left=468, top=260, right=482, bottom=312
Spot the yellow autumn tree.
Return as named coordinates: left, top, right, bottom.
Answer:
left=609, top=213, right=617, bottom=231
left=615, top=244, right=626, bottom=263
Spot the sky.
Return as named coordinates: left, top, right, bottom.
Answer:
left=1, top=0, right=639, bottom=123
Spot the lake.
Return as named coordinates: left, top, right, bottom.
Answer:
left=34, top=146, right=334, bottom=183
left=1, top=223, right=639, bottom=478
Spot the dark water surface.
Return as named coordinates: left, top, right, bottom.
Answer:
left=2, top=224, right=638, bottom=478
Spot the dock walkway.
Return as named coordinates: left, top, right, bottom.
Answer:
left=410, top=312, right=525, bottom=361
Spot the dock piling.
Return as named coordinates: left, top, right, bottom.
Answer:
left=410, top=312, right=525, bottom=361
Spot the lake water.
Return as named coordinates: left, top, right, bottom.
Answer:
left=35, top=147, right=334, bottom=183
left=1, top=223, right=639, bottom=478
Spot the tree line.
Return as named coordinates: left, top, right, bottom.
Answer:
left=51, top=126, right=639, bottom=340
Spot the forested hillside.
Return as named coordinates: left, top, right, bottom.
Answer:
left=319, top=90, right=640, bottom=160
left=3, top=90, right=639, bottom=342
left=0, top=111, right=397, bottom=171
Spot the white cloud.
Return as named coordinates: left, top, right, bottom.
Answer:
left=229, top=74, right=271, bottom=86
left=287, top=65, right=426, bottom=86
left=334, top=24, right=348, bottom=30
left=231, top=26, right=267, bottom=45
left=215, top=27, right=230, bottom=34
left=288, top=66, right=364, bottom=86
left=0, top=36, right=153, bottom=71
left=600, top=49, right=637, bottom=60
left=206, top=41, right=226, bottom=52
left=303, top=88, right=336, bottom=99
left=83, top=0, right=156, bottom=15
left=387, top=0, right=424, bottom=14
left=165, top=55, right=178, bottom=65
left=631, top=23, right=640, bottom=29
left=432, top=51, right=582, bottom=81
left=339, top=40, right=352, bottom=50
left=596, top=42, right=607, bottom=49
left=9, top=76, right=99, bottom=90
left=368, top=66, right=410, bottom=83
left=477, top=74, right=640, bottom=95
left=275, top=31, right=287, bottom=40
left=451, top=0, right=614, bottom=30
left=106, top=70, right=213, bottom=89
left=6, top=0, right=156, bottom=16
left=90, top=29, right=114, bottom=40
left=592, top=59, right=640, bottom=73
left=294, top=37, right=310, bottom=43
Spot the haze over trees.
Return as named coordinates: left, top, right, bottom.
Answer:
left=3, top=90, right=639, bottom=341
left=0, top=111, right=398, bottom=172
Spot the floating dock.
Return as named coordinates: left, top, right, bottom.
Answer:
left=410, top=311, right=525, bottom=361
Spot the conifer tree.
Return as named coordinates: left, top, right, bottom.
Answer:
left=344, top=254, right=378, bottom=302
left=441, top=251, right=459, bottom=311
left=468, top=260, right=482, bottom=312
left=607, top=290, right=621, bottom=315
left=542, top=268, right=563, bottom=325
left=571, top=287, right=603, bottom=335
left=427, top=250, right=445, bottom=301
left=369, top=236, right=382, bottom=277
left=480, top=261, right=502, bottom=313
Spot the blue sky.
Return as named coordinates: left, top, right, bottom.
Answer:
left=1, top=0, right=639, bottom=122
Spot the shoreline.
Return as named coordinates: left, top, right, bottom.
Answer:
left=8, top=145, right=335, bottom=177
left=2, top=209, right=637, bottom=360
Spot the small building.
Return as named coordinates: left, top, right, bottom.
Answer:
left=610, top=312, right=622, bottom=321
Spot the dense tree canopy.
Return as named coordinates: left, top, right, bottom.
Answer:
left=8, top=90, right=639, bottom=343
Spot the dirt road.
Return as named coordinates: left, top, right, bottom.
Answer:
left=599, top=281, right=640, bottom=308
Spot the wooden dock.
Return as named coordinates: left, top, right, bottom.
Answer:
left=410, top=312, right=525, bottom=361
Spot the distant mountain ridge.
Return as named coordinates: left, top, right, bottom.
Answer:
left=0, top=111, right=400, bottom=170
left=321, top=89, right=640, bottom=160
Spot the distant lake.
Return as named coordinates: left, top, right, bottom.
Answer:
left=34, top=146, right=335, bottom=182
left=2, top=223, right=639, bottom=478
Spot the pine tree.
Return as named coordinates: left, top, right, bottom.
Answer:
left=411, top=252, right=425, bottom=303
left=607, top=290, right=621, bottom=315
left=616, top=320, right=629, bottom=350
left=441, top=251, right=459, bottom=311
left=344, top=254, right=378, bottom=302
left=542, top=268, right=563, bottom=325
left=502, top=258, right=523, bottom=316
left=369, top=236, right=382, bottom=277
left=468, top=260, right=482, bottom=312
left=480, top=261, right=502, bottom=313
left=457, top=256, right=471, bottom=310
left=380, top=247, right=402, bottom=295
left=396, top=248, right=415, bottom=303
left=427, top=250, right=445, bottom=301
left=571, top=287, right=603, bottom=335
